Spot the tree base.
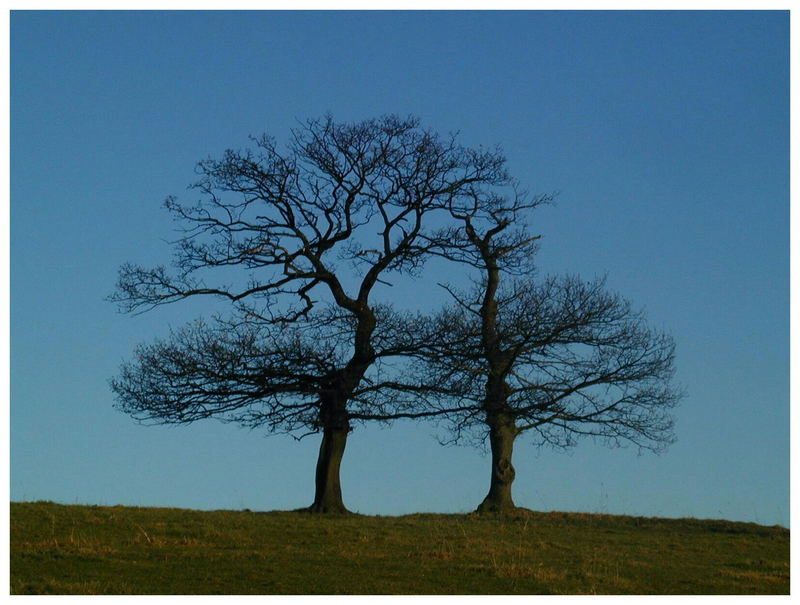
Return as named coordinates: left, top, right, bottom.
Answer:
left=475, top=499, right=520, bottom=515
left=305, top=503, right=351, bottom=514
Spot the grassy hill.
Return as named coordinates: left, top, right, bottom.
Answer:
left=10, top=500, right=789, bottom=594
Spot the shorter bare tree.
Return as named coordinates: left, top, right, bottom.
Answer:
left=415, top=204, right=681, bottom=513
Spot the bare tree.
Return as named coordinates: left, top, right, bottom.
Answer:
left=110, top=115, right=509, bottom=513
left=414, top=203, right=682, bottom=513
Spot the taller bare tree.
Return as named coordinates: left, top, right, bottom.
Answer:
left=110, top=115, right=509, bottom=513
left=414, top=200, right=682, bottom=513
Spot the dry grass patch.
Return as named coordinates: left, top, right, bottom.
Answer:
left=11, top=501, right=789, bottom=595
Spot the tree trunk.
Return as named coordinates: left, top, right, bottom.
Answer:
left=477, top=416, right=518, bottom=513
left=309, top=424, right=349, bottom=513
left=307, top=349, right=370, bottom=514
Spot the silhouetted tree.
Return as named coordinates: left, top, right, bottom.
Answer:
left=415, top=202, right=681, bottom=513
left=110, top=115, right=509, bottom=513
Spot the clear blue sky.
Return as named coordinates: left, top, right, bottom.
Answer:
left=11, top=10, right=788, bottom=526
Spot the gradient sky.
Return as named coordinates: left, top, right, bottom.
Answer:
left=11, top=10, right=788, bottom=526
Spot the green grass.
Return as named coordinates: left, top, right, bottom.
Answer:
left=10, top=500, right=789, bottom=595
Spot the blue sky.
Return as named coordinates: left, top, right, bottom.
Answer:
left=11, top=10, right=788, bottom=525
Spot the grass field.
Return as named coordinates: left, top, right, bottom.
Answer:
left=10, top=500, right=789, bottom=595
